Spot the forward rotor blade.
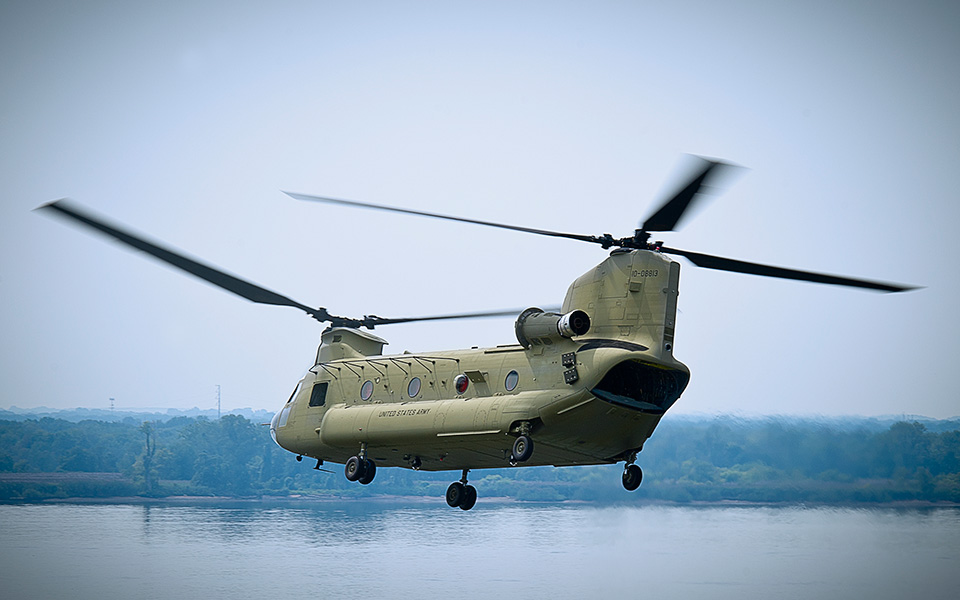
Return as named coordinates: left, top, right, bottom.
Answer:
left=285, top=191, right=600, bottom=244
left=660, top=246, right=918, bottom=292
left=37, top=200, right=330, bottom=322
left=364, top=306, right=562, bottom=327
left=364, top=308, right=524, bottom=327
left=641, top=157, right=735, bottom=232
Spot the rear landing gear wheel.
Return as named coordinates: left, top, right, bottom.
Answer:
left=447, top=469, right=478, bottom=510
left=622, top=464, right=643, bottom=491
left=344, top=456, right=364, bottom=482
left=459, top=485, right=477, bottom=511
left=446, top=481, right=466, bottom=507
left=357, top=459, right=376, bottom=485
left=511, top=435, right=534, bottom=463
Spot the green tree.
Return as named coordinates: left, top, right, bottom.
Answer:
left=134, top=421, right=158, bottom=494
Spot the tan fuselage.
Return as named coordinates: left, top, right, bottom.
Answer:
left=271, top=248, right=689, bottom=472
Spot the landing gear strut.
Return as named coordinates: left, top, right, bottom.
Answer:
left=446, top=469, right=478, bottom=511
left=344, top=444, right=377, bottom=485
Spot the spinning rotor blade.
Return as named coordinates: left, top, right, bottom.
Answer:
left=659, top=246, right=918, bottom=293
left=362, top=307, right=544, bottom=327
left=37, top=200, right=331, bottom=322
left=288, top=156, right=740, bottom=250
left=290, top=156, right=917, bottom=293
left=641, top=157, right=736, bottom=232
left=37, top=200, right=540, bottom=328
left=284, top=191, right=601, bottom=245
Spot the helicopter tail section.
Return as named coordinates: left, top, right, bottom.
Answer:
left=561, top=249, right=681, bottom=360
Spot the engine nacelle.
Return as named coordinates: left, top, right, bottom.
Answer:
left=515, top=307, right=590, bottom=349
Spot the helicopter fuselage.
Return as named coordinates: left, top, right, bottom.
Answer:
left=271, top=248, right=690, bottom=472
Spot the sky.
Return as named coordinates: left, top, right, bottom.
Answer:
left=2, top=1, right=958, bottom=419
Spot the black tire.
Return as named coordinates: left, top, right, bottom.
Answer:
left=357, top=459, right=377, bottom=485
left=622, top=464, right=643, bottom=491
left=512, top=435, right=534, bottom=463
left=446, top=481, right=466, bottom=507
left=344, top=456, right=364, bottom=482
left=459, top=485, right=478, bottom=511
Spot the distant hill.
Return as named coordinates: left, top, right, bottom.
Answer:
left=1, top=411, right=958, bottom=504
left=666, top=413, right=960, bottom=433
left=0, top=405, right=276, bottom=424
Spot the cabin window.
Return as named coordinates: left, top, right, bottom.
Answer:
left=407, top=377, right=421, bottom=398
left=360, top=380, right=374, bottom=401
left=505, top=370, right=519, bottom=391
left=309, top=382, right=328, bottom=407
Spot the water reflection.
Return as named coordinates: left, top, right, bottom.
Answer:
left=2, top=502, right=958, bottom=600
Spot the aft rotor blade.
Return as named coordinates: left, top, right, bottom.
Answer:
left=37, top=200, right=330, bottom=322
left=641, top=157, right=735, bottom=232
left=660, top=246, right=918, bottom=292
left=285, top=191, right=601, bottom=245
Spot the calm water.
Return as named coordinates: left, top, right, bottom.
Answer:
left=1, top=501, right=958, bottom=600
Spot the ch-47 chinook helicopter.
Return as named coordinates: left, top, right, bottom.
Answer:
left=40, top=157, right=916, bottom=510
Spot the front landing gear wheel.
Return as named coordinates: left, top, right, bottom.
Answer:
left=622, top=464, right=643, bottom=491
left=344, top=456, right=364, bottom=482
left=357, top=459, right=376, bottom=485
left=446, top=481, right=466, bottom=507
left=459, top=485, right=477, bottom=511
left=511, top=435, right=534, bottom=463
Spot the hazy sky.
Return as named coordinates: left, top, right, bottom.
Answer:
left=2, top=1, right=958, bottom=418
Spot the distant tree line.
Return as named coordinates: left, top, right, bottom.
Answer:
left=1, top=415, right=958, bottom=503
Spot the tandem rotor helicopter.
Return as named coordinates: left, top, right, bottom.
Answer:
left=39, top=157, right=916, bottom=510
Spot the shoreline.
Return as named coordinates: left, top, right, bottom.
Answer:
left=4, top=494, right=958, bottom=509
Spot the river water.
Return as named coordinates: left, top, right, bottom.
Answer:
left=1, top=501, right=957, bottom=599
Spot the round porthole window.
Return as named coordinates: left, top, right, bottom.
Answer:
left=360, top=380, right=374, bottom=401
left=505, top=370, right=519, bottom=391
left=407, top=377, right=421, bottom=398
left=454, top=373, right=469, bottom=394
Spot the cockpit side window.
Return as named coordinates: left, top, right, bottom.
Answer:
left=309, top=382, right=329, bottom=407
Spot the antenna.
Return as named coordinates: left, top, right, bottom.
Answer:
left=216, top=385, right=221, bottom=420
left=109, top=397, right=115, bottom=411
